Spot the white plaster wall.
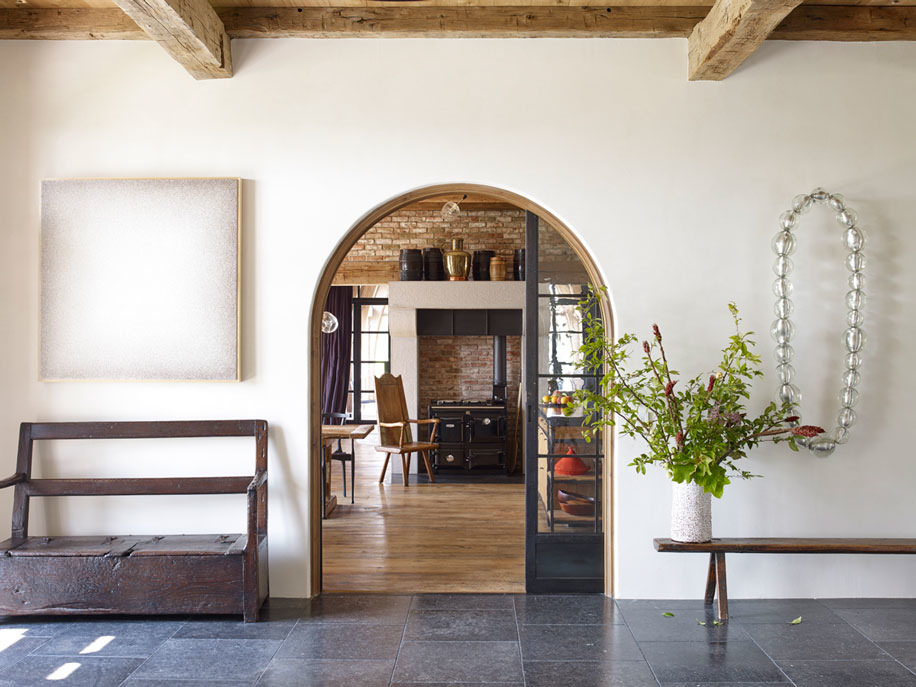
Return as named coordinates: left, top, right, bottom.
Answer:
left=0, top=37, right=915, bottom=598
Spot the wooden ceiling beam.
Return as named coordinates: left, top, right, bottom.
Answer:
left=688, top=0, right=803, bottom=80
left=1, top=5, right=914, bottom=42
left=219, top=6, right=706, bottom=38
left=111, top=0, right=232, bottom=78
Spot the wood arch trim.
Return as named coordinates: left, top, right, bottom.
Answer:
left=308, top=183, right=614, bottom=597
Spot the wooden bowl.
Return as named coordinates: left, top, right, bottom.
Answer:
left=559, top=500, right=595, bottom=517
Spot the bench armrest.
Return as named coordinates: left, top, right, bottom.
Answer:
left=247, top=471, right=267, bottom=493
left=0, top=473, right=25, bottom=490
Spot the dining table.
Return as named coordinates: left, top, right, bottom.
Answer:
left=321, top=423, right=374, bottom=517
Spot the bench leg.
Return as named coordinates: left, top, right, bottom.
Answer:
left=704, top=552, right=717, bottom=605
left=715, top=552, right=729, bottom=621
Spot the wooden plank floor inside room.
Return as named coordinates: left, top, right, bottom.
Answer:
left=322, top=430, right=525, bottom=593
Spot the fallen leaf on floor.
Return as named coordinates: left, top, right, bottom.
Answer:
left=662, top=612, right=675, bottom=617
left=697, top=620, right=706, bottom=626
left=789, top=616, right=803, bottom=625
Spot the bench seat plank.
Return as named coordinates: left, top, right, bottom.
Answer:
left=654, top=537, right=916, bottom=554
left=1, top=534, right=247, bottom=558
left=123, top=534, right=246, bottom=556
left=2, top=536, right=147, bottom=557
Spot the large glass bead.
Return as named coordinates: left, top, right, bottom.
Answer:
left=840, top=387, right=859, bottom=407
left=793, top=194, right=813, bottom=213
left=843, top=369, right=861, bottom=388
left=779, top=383, right=801, bottom=405
left=846, top=352, right=862, bottom=370
left=780, top=212, right=798, bottom=230
left=846, top=289, right=866, bottom=311
left=771, top=318, right=795, bottom=344
left=772, top=231, right=797, bottom=256
left=837, top=208, right=858, bottom=228
left=808, top=436, right=837, bottom=458
left=775, top=297, right=794, bottom=319
left=848, top=271, right=865, bottom=291
left=838, top=407, right=857, bottom=428
left=773, top=256, right=794, bottom=277
left=811, top=188, right=829, bottom=202
left=845, top=327, right=866, bottom=353
left=828, top=194, right=846, bottom=211
left=847, top=309, right=865, bottom=327
left=833, top=427, right=850, bottom=445
left=775, top=344, right=794, bottom=364
left=846, top=251, right=866, bottom=273
left=776, top=363, right=795, bottom=384
left=773, top=278, right=794, bottom=299
left=844, top=226, right=866, bottom=251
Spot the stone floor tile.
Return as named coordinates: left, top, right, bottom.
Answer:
left=833, top=608, right=916, bottom=642
left=820, top=598, right=916, bottom=610
left=405, top=609, right=518, bottom=642
left=0, top=655, right=143, bottom=686
left=130, top=638, right=281, bottom=681
left=742, top=620, right=887, bottom=660
left=515, top=594, right=622, bottom=625
left=519, top=623, right=643, bottom=661
left=123, top=681, right=254, bottom=686
left=297, top=594, right=411, bottom=624
left=0, top=636, right=48, bottom=675
left=392, top=640, right=523, bottom=683
left=524, top=659, right=658, bottom=686
left=174, top=616, right=296, bottom=641
left=275, top=622, right=403, bottom=659
left=257, top=658, right=394, bottom=686
left=879, top=641, right=916, bottom=672
left=640, top=640, right=788, bottom=684
left=30, top=619, right=184, bottom=658
left=777, top=659, right=916, bottom=686
left=411, top=594, right=516, bottom=611
left=621, top=606, right=750, bottom=642
left=727, top=599, right=842, bottom=625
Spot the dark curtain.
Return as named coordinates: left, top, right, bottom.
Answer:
left=320, top=286, right=353, bottom=422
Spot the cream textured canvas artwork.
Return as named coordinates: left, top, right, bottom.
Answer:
left=40, top=178, right=240, bottom=381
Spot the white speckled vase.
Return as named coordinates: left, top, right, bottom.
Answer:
left=670, top=481, right=712, bottom=543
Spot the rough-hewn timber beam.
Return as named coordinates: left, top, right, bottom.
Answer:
left=112, top=0, right=232, bottom=79
left=219, top=6, right=706, bottom=38
left=688, top=0, right=803, bottom=80
left=1, top=6, right=914, bottom=42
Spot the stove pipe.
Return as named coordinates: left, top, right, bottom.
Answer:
left=492, top=335, right=507, bottom=402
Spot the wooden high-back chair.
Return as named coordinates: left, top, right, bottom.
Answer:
left=374, top=373, right=439, bottom=485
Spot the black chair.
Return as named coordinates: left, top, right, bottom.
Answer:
left=322, top=412, right=355, bottom=505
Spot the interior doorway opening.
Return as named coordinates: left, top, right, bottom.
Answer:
left=310, top=184, right=614, bottom=597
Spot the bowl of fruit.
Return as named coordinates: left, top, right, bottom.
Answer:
left=540, top=392, right=573, bottom=407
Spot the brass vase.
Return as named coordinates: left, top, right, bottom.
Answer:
left=444, top=238, right=471, bottom=281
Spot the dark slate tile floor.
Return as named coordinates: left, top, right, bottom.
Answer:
left=0, top=596, right=914, bottom=685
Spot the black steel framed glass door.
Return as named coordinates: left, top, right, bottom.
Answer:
left=348, top=288, right=390, bottom=423
left=525, top=211, right=604, bottom=593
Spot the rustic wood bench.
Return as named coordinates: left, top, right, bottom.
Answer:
left=0, top=420, right=269, bottom=622
left=654, top=537, right=916, bottom=621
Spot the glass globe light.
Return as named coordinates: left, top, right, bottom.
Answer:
left=321, top=311, right=339, bottom=334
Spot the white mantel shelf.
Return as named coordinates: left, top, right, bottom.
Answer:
left=388, top=280, right=524, bottom=311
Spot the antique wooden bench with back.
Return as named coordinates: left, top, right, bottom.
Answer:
left=0, top=420, right=268, bottom=622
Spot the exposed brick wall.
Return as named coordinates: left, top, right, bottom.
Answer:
left=339, top=208, right=579, bottom=280
left=418, top=335, right=522, bottom=469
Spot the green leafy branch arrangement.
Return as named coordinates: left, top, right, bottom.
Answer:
left=569, top=289, right=824, bottom=498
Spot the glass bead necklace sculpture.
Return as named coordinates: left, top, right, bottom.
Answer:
left=771, top=188, right=865, bottom=458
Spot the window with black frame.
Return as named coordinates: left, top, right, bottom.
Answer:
left=347, top=285, right=390, bottom=423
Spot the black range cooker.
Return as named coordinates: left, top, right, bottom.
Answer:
left=428, top=399, right=508, bottom=472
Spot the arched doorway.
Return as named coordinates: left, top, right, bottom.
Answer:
left=308, top=183, right=614, bottom=597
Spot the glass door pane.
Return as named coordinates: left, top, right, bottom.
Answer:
left=525, top=212, right=604, bottom=593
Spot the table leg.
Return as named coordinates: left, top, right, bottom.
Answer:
left=350, top=438, right=356, bottom=504
left=704, top=552, right=717, bottom=605
left=715, top=552, right=728, bottom=621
